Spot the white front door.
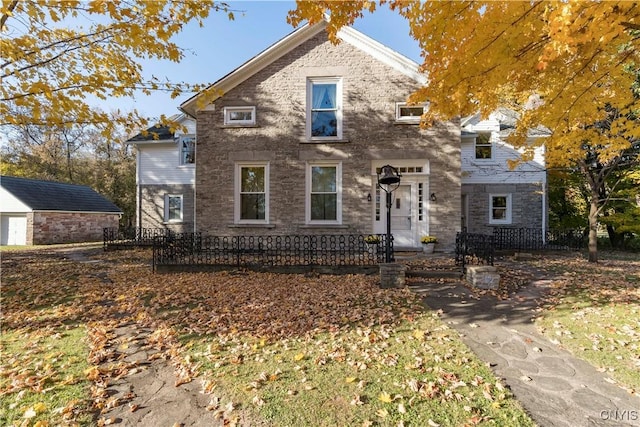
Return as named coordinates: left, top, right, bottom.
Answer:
left=390, top=185, right=414, bottom=247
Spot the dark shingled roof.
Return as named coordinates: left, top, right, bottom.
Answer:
left=1, top=176, right=122, bottom=213
left=127, top=124, right=175, bottom=142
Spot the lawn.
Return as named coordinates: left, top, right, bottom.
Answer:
left=530, top=251, right=640, bottom=394
left=1, top=248, right=535, bottom=426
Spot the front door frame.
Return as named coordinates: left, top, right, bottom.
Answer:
left=371, top=160, right=431, bottom=249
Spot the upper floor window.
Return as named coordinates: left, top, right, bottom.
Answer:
left=224, top=106, right=256, bottom=126
left=307, top=77, right=342, bottom=140
left=475, top=133, right=493, bottom=159
left=307, top=162, right=342, bottom=223
left=489, top=194, right=511, bottom=224
left=235, top=163, right=269, bottom=223
left=395, top=103, right=425, bottom=123
left=165, top=194, right=183, bottom=222
left=179, top=136, right=195, bottom=165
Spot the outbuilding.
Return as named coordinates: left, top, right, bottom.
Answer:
left=0, top=175, right=122, bottom=245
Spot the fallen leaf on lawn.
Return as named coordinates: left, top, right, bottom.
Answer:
left=520, top=375, right=533, bottom=382
left=398, top=402, right=407, bottom=414
left=376, top=408, right=389, bottom=418
left=428, top=419, right=440, bottom=427
left=24, top=408, right=37, bottom=419
left=345, top=376, right=357, bottom=383
left=294, top=352, right=305, bottom=361
left=252, top=395, right=265, bottom=407
left=378, top=391, right=393, bottom=403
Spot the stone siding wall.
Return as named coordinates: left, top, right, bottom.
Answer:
left=140, top=184, right=195, bottom=233
left=462, top=183, right=546, bottom=235
left=196, top=30, right=462, bottom=250
left=31, top=211, right=120, bottom=245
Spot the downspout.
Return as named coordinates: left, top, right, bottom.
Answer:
left=541, top=180, right=546, bottom=245
left=136, top=146, right=141, bottom=228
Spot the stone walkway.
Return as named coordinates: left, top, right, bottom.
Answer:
left=408, top=260, right=640, bottom=427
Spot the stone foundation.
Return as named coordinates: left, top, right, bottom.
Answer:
left=31, top=211, right=120, bottom=245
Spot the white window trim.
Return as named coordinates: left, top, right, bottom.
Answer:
left=474, top=132, right=494, bottom=161
left=178, top=135, right=196, bottom=166
left=234, top=162, right=270, bottom=224
left=164, top=194, right=183, bottom=223
left=395, top=102, right=426, bottom=123
left=224, top=106, right=256, bottom=126
left=306, top=162, right=342, bottom=225
left=489, top=193, right=512, bottom=224
left=306, top=77, right=343, bottom=141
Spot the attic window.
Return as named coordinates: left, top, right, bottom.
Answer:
left=395, top=103, right=425, bottom=123
left=224, top=106, right=256, bottom=126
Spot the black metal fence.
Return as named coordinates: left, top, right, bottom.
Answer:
left=152, top=233, right=392, bottom=273
left=104, top=227, right=173, bottom=250
left=493, top=227, right=585, bottom=251
left=455, top=231, right=495, bottom=270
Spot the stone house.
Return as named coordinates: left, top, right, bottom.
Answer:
left=0, top=175, right=122, bottom=245
left=132, top=20, right=547, bottom=251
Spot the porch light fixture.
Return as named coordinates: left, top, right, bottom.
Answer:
left=430, top=193, right=437, bottom=202
left=367, top=193, right=372, bottom=202
left=377, top=165, right=401, bottom=263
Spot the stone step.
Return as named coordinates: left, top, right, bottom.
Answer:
left=406, top=269, right=463, bottom=279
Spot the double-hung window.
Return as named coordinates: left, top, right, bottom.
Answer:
left=307, top=163, right=342, bottom=224
left=164, top=194, right=183, bottom=222
left=475, top=133, right=493, bottom=160
left=307, top=77, right=342, bottom=140
left=179, top=136, right=195, bottom=165
left=235, top=163, right=269, bottom=223
left=489, top=194, right=512, bottom=224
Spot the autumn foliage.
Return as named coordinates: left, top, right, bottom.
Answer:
left=0, top=0, right=231, bottom=133
left=290, top=1, right=639, bottom=168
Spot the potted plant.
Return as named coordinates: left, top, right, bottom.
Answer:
left=420, top=235, right=438, bottom=253
left=364, top=234, right=381, bottom=244
left=364, top=235, right=381, bottom=255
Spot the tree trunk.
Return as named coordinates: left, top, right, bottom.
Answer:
left=588, top=192, right=599, bottom=263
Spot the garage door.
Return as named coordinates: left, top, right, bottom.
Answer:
left=1, top=215, right=27, bottom=245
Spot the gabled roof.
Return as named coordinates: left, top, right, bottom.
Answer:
left=127, top=113, right=193, bottom=144
left=180, top=20, right=427, bottom=117
left=0, top=176, right=122, bottom=213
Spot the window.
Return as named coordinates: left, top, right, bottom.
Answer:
left=475, top=133, right=493, bottom=159
left=179, top=136, right=195, bottom=165
left=490, top=194, right=511, bottom=224
left=395, top=103, right=425, bottom=122
left=307, top=163, right=342, bottom=223
left=224, top=106, right=256, bottom=126
left=235, top=163, right=269, bottom=223
left=165, top=194, right=183, bottom=222
left=307, top=78, right=342, bottom=140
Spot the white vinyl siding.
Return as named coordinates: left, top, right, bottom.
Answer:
left=138, top=145, right=195, bottom=185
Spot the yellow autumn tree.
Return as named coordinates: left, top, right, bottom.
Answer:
left=289, top=0, right=640, bottom=262
left=0, top=0, right=231, bottom=134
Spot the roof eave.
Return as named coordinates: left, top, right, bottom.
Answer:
left=180, top=21, right=327, bottom=117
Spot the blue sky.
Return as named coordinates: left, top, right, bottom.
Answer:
left=122, top=1, right=421, bottom=121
